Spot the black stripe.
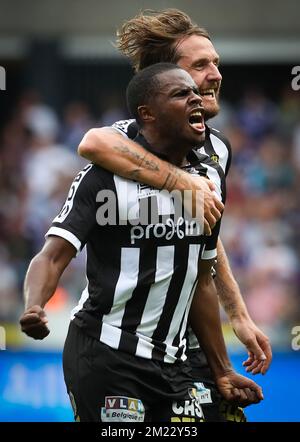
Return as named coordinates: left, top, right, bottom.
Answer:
left=172, top=260, right=201, bottom=359
left=118, top=245, right=158, bottom=354
left=150, top=244, right=190, bottom=360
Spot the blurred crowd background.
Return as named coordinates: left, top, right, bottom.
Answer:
left=0, top=0, right=299, bottom=422
left=1, top=70, right=299, bottom=350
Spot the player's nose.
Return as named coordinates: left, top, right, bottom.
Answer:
left=189, top=91, right=203, bottom=106
left=207, top=62, right=222, bottom=82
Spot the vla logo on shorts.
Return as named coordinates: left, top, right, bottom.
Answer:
left=194, top=382, right=212, bottom=404
left=101, top=396, right=145, bottom=422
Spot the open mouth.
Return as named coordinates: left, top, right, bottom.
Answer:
left=189, top=110, right=205, bottom=133
left=200, top=88, right=216, bottom=99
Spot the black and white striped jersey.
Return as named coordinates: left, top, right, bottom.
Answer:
left=111, top=119, right=231, bottom=351
left=46, top=134, right=226, bottom=363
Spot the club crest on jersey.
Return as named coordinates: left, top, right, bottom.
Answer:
left=210, top=154, right=219, bottom=163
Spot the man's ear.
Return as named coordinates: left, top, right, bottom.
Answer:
left=137, top=105, right=155, bottom=124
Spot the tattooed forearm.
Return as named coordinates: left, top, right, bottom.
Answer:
left=161, top=173, right=178, bottom=190
left=112, top=143, right=160, bottom=172
left=112, top=142, right=186, bottom=190
left=215, top=240, right=249, bottom=320
left=161, top=162, right=186, bottom=190
left=215, top=277, right=238, bottom=317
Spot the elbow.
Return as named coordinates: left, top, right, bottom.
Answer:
left=78, top=129, right=98, bottom=160
left=78, top=127, right=116, bottom=162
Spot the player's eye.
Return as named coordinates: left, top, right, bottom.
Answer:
left=174, top=89, right=189, bottom=97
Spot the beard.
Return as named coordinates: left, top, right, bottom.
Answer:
left=202, top=84, right=221, bottom=121
left=203, top=101, right=220, bottom=121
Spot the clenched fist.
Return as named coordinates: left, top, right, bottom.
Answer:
left=215, top=369, right=264, bottom=407
left=20, top=305, right=50, bottom=340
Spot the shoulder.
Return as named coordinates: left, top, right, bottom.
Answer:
left=111, top=119, right=139, bottom=139
left=189, top=149, right=225, bottom=178
left=72, top=163, right=114, bottom=194
left=208, top=126, right=231, bottom=151
left=204, top=125, right=232, bottom=176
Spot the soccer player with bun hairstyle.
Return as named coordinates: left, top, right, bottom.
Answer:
left=77, top=9, right=272, bottom=422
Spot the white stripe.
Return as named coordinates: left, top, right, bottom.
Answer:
left=136, top=246, right=174, bottom=339
left=135, top=335, right=186, bottom=363
left=113, top=175, right=139, bottom=223
left=157, top=190, right=175, bottom=216
left=178, top=282, right=198, bottom=352
left=100, top=247, right=140, bottom=346
left=135, top=332, right=155, bottom=360
left=205, top=164, right=222, bottom=202
left=100, top=322, right=122, bottom=348
left=70, top=285, right=89, bottom=319
left=202, top=247, right=217, bottom=260
left=164, top=342, right=187, bottom=363
left=45, top=226, right=81, bottom=252
left=210, top=133, right=228, bottom=174
left=163, top=244, right=201, bottom=362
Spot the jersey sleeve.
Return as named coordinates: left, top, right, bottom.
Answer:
left=201, top=218, right=221, bottom=260
left=209, top=127, right=232, bottom=177
left=45, top=164, right=102, bottom=253
left=224, top=139, right=232, bottom=177
left=111, top=119, right=139, bottom=139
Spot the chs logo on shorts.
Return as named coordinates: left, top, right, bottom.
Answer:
left=101, top=396, right=145, bottom=422
left=172, top=389, right=204, bottom=421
